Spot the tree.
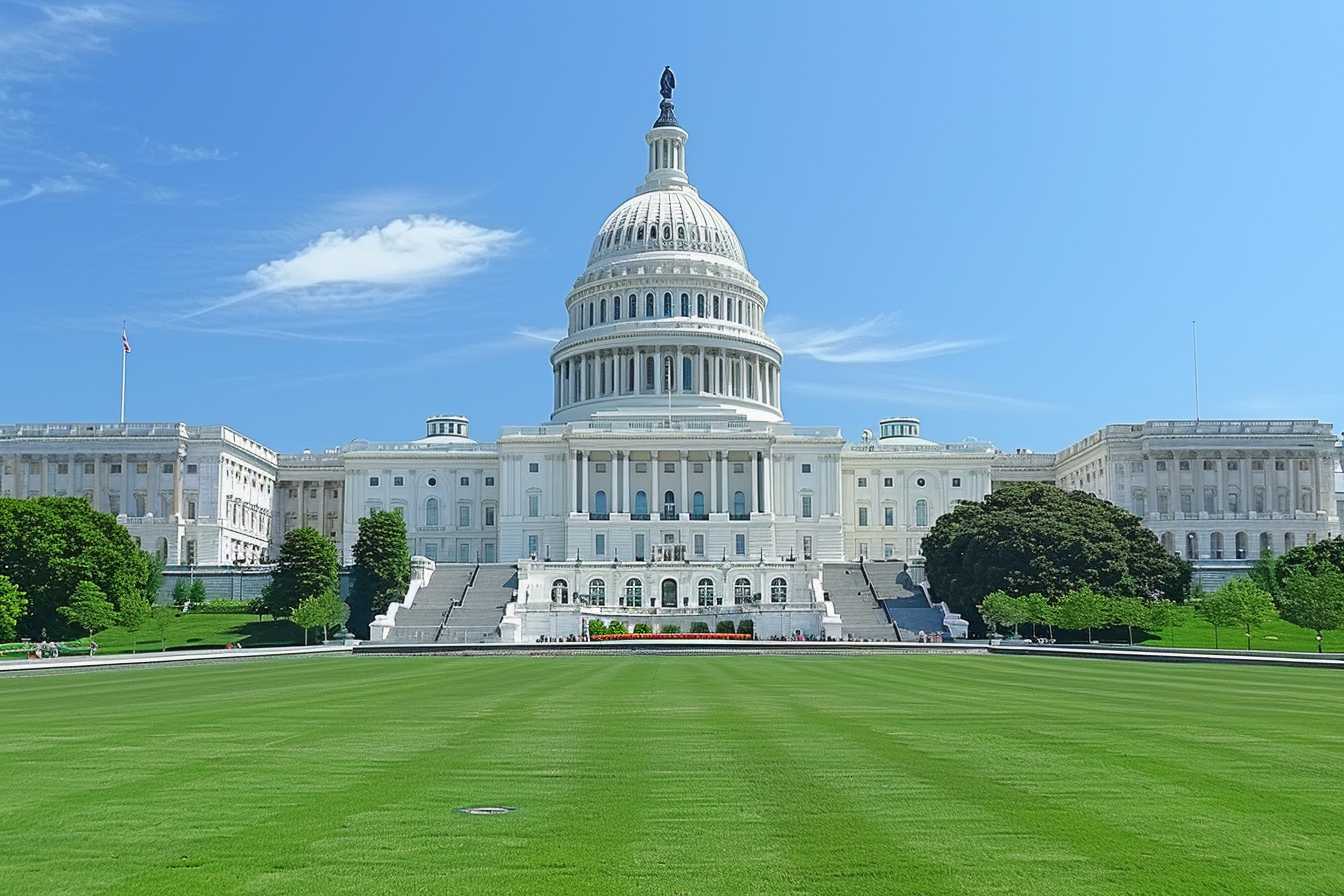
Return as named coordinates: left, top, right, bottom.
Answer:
left=171, top=578, right=191, bottom=608
left=921, top=483, right=1190, bottom=635
left=188, top=579, right=207, bottom=606
left=117, top=591, right=152, bottom=653
left=1020, top=593, right=1050, bottom=640
left=0, top=496, right=152, bottom=639
left=588, top=618, right=607, bottom=637
left=148, top=605, right=176, bottom=651
left=0, top=574, right=26, bottom=641
left=350, top=511, right=410, bottom=633
left=291, top=589, right=349, bottom=645
left=267, top=527, right=340, bottom=618
left=59, top=580, right=118, bottom=641
left=980, top=591, right=1026, bottom=637
left=142, top=551, right=165, bottom=605
left=1202, top=578, right=1276, bottom=650
left=1145, top=599, right=1191, bottom=646
left=1275, top=536, right=1344, bottom=590
left=1108, top=596, right=1150, bottom=646
left=1248, top=548, right=1280, bottom=599
left=1053, top=586, right=1110, bottom=642
left=1277, top=567, right=1344, bottom=653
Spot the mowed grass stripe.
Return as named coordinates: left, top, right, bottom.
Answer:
left=1, top=655, right=1342, bottom=895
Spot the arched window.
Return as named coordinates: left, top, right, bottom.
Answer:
left=1211, top=531, right=1224, bottom=559
left=663, top=224, right=671, bottom=240
left=593, top=490, right=607, bottom=516
left=425, top=497, right=439, bottom=527
left=1259, top=532, right=1271, bottom=555
left=551, top=579, right=569, bottom=603
left=692, top=491, right=705, bottom=516
left=663, top=293, right=672, bottom=316
left=589, top=578, right=606, bottom=606
left=645, top=356, right=655, bottom=390
left=677, top=225, right=685, bottom=240
left=1300, top=490, right=1313, bottom=512
left=681, top=293, right=690, bottom=316
left=1235, top=531, right=1248, bottom=559
left=646, top=293, right=654, bottom=317
left=625, top=226, right=633, bottom=242
left=733, top=490, right=746, bottom=517
left=713, top=295, right=720, bottom=318
left=770, top=577, right=788, bottom=603
left=663, top=490, right=676, bottom=517
left=697, top=577, right=715, bottom=606
left=637, top=225, right=645, bottom=240
left=1284, top=532, right=1295, bottom=551
left=1185, top=532, right=1198, bottom=560
left=914, top=499, right=929, bottom=527
left=629, top=295, right=636, bottom=318
left=624, top=577, right=642, bottom=607
left=734, top=577, right=752, bottom=604
left=612, top=297, right=620, bottom=320
left=1161, top=532, right=1175, bottom=553
left=599, top=299, right=606, bottom=323
left=697, top=294, right=705, bottom=316
left=634, top=490, right=648, bottom=515
left=682, top=356, right=693, bottom=391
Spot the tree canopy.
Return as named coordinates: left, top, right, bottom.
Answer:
left=1274, top=537, right=1344, bottom=590
left=60, top=580, right=118, bottom=638
left=1200, top=578, right=1276, bottom=650
left=0, top=574, right=26, bottom=641
left=350, top=510, right=411, bottom=633
left=0, top=497, right=153, bottom=639
left=1276, top=567, right=1344, bottom=652
left=292, top=589, right=349, bottom=644
left=265, top=527, right=340, bottom=617
left=922, top=483, right=1190, bottom=633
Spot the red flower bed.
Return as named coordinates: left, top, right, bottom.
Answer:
left=590, top=633, right=753, bottom=641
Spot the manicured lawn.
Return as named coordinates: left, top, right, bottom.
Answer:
left=1, top=613, right=305, bottom=657
left=1, top=655, right=1341, bottom=895
left=1140, top=613, right=1344, bottom=653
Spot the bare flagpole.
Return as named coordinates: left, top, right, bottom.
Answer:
left=120, top=321, right=128, bottom=424
left=1191, top=320, right=1200, bottom=421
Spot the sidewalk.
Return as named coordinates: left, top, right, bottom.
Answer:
left=0, top=644, right=353, bottom=676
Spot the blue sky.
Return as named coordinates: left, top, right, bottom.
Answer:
left=3, top=1, right=1342, bottom=453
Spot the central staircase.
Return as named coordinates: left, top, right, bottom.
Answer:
left=437, top=564, right=516, bottom=644
left=862, top=560, right=950, bottom=639
left=822, top=562, right=899, bottom=640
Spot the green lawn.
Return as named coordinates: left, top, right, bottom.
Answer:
left=1, top=655, right=1341, bottom=895
left=1140, top=613, right=1344, bottom=653
left=1, top=612, right=305, bottom=658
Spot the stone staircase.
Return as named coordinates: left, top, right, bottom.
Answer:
left=385, top=565, right=475, bottom=642
left=862, top=560, right=951, bottom=639
left=822, top=562, right=899, bottom=641
left=437, top=564, right=516, bottom=644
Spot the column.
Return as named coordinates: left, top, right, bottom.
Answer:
left=721, top=451, right=729, bottom=511
left=680, top=450, right=688, bottom=516
left=123, top=453, right=132, bottom=515
left=652, top=452, right=660, bottom=516
left=39, top=456, right=49, bottom=496
left=172, top=449, right=183, bottom=519
left=11, top=454, right=22, bottom=499
left=763, top=449, right=773, bottom=513
left=655, top=349, right=663, bottom=394
left=580, top=452, right=588, bottom=514
left=622, top=451, right=631, bottom=513
left=674, top=347, right=682, bottom=393
left=751, top=451, right=759, bottom=514
left=710, top=450, right=718, bottom=513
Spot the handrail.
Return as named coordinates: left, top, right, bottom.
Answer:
left=435, top=563, right=480, bottom=642
left=857, top=557, right=902, bottom=642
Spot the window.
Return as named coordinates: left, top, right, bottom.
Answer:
left=694, top=534, right=704, bottom=556
left=527, top=534, right=538, bottom=558
left=1227, top=460, right=1239, bottom=471
left=858, top=507, right=869, bottom=527
left=884, top=507, right=894, bottom=526
left=485, top=505, right=495, bottom=527
left=735, top=577, right=752, bottom=604
left=692, top=491, right=705, bottom=516
left=1252, top=460, right=1264, bottom=471
left=393, top=476, right=405, bottom=487
left=612, top=297, right=620, bottom=320
left=186, top=464, right=197, bottom=474
left=1179, top=461, right=1190, bottom=471
left=681, top=294, right=689, bottom=316
left=733, top=491, right=746, bottom=517
left=289, top=488, right=298, bottom=498
left=593, top=490, right=608, bottom=515
left=693, top=463, right=704, bottom=474
left=529, top=462, right=539, bottom=473
left=1156, top=461, right=1167, bottom=472
left=916, top=478, right=926, bottom=488
left=646, top=293, right=655, bottom=316
left=914, top=499, right=928, bottom=527
left=735, top=533, right=746, bottom=556
left=663, top=490, right=676, bottom=517
left=528, top=494, right=540, bottom=517
left=952, top=477, right=961, bottom=488
left=1134, top=492, right=1146, bottom=516
left=883, top=477, right=893, bottom=488
left=369, top=476, right=380, bottom=487
left=427, top=477, right=437, bottom=487
left=1203, top=460, right=1216, bottom=471
left=425, top=497, right=439, bottom=527
left=664, top=293, right=673, bottom=316
left=634, top=534, right=645, bottom=561
left=857, top=477, right=867, bottom=488
left=460, top=476, right=470, bottom=486
left=595, top=463, right=607, bottom=473
left=136, top=463, right=148, bottom=474
left=595, top=533, right=606, bottom=556
left=1298, top=460, right=1310, bottom=471
left=624, top=578, right=643, bottom=607
left=485, top=476, right=495, bottom=487
left=801, top=463, right=812, bottom=473
left=1275, top=461, right=1286, bottom=472
left=551, top=579, right=569, bottom=603
left=634, top=490, right=648, bottom=515
left=110, top=463, right=122, bottom=474
left=1131, top=461, right=1145, bottom=473
left=187, top=500, right=196, bottom=520
left=458, top=504, right=470, bottom=528
left=698, top=577, right=715, bottom=606
left=770, top=577, right=788, bottom=603
left=1181, top=492, right=1193, bottom=514
left=664, top=462, right=675, bottom=474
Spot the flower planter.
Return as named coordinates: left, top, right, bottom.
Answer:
left=589, top=633, right=752, bottom=641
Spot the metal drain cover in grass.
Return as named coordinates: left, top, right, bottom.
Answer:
left=456, top=805, right=517, bottom=816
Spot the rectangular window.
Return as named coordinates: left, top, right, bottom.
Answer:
left=460, top=476, right=470, bottom=486
left=186, top=464, right=198, bottom=474
left=635, top=463, right=647, bottom=473
left=1298, top=460, right=1310, bottom=471
left=801, top=495, right=813, bottom=519
left=528, top=463, right=539, bottom=473
left=694, top=534, right=704, bottom=557
left=801, top=463, right=812, bottom=474
left=595, top=533, right=606, bottom=556
left=1130, top=461, right=1144, bottom=473
left=1179, top=461, right=1190, bottom=471
left=458, top=505, right=470, bottom=528
left=664, top=463, right=675, bottom=474
left=527, top=534, right=538, bottom=557
left=136, top=463, right=148, bottom=474
left=162, top=463, right=173, bottom=474
left=595, top=464, right=607, bottom=473
left=635, top=533, right=645, bottom=561
left=858, top=507, right=869, bottom=527
left=1226, top=460, right=1238, bottom=471
left=187, top=500, right=197, bottom=520
left=884, top=507, right=894, bottom=526
left=1252, top=460, right=1264, bottom=471
left=309, top=489, right=318, bottom=498
left=883, top=477, right=893, bottom=488
left=56, top=463, right=68, bottom=474
left=952, top=477, right=961, bottom=488
left=369, top=476, right=379, bottom=487
left=528, top=494, right=540, bottom=517
left=80, top=463, right=93, bottom=475
left=693, top=463, right=704, bottom=474
left=857, top=477, right=867, bottom=488
left=1274, top=460, right=1286, bottom=471
left=289, top=488, right=298, bottom=498
left=735, top=533, right=746, bottom=556
left=109, top=494, right=120, bottom=514
left=1155, top=461, right=1166, bottom=472
left=110, top=463, right=122, bottom=474
left=485, top=476, right=495, bottom=486
left=1203, top=460, right=1216, bottom=471
left=802, top=536, right=813, bottom=560
left=485, top=506, right=495, bottom=527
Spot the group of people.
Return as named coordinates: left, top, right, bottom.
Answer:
left=27, top=640, right=96, bottom=658
left=914, top=630, right=945, bottom=643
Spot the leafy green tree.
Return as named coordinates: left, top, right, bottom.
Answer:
left=1277, top=567, right=1344, bottom=653
left=1020, top=593, right=1050, bottom=639
left=921, top=483, right=1190, bottom=634
left=59, top=580, right=118, bottom=640
left=267, top=527, right=340, bottom=617
left=1108, top=596, right=1150, bottom=646
left=1145, top=599, right=1191, bottom=646
left=1053, top=586, right=1110, bottom=642
left=980, top=591, right=1026, bottom=637
left=0, top=496, right=151, bottom=639
left=587, top=618, right=607, bottom=637
left=117, top=591, right=152, bottom=653
left=1248, top=548, right=1280, bottom=598
left=148, top=605, right=176, bottom=651
left=1202, top=578, right=1276, bottom=650
left=0, top=574, right=26, bottom=641
left=171, top=578, right=191, bottom=608
left=188, top=579, right=207, bottom=605
left=291, top=589, right=349, bottom=644
left=350, top=511, right=410, bottom=632
left=142, top=552, right=165, bottom=605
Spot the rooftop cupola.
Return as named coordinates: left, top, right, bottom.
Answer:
left=639, top=66, right=690, bottom=193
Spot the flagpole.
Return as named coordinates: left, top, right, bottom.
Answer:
left=1191, top=320, right=1200, bottom=422
left=120, top=322, right=127, bottom=424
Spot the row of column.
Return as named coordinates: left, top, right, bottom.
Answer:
left=567, top=449, right=774, bottom=515
left=6, top=451, right=183, bottom=518
left=1140, top=453, right=1325, bottom=517
left=555, top=347, right=780, bottom=410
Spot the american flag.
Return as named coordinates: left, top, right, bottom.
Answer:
left=122, top=327, right=131, bottom=354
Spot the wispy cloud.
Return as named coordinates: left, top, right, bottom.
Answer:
left=513, top=326, right=565, bottom=344
left=0, top=3, right=140, bottom=84
left=180, top=214, right=517, bottom=318
left=793, top=379, right=1053, bottom=411
left=140, top=138, right=233, bottom=163
left=0, top=174, right=87, bottom=206
left=770, top=313, right=987, bottom=364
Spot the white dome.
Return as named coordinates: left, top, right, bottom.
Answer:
left=587, top=188, right=746, bottom=268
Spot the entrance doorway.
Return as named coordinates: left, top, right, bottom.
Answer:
left=661, top=578, right=678, bottom=608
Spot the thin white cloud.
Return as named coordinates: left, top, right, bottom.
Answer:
left=793, top=379, right=1053, bottom=411
left=0, top=3, right=139, bottom=84
left=770, top=313, right=987, bottom=364
left=140, top=138, right=233, bottom=163
left=181, top=214, right=517, bottom=318
left=0, top=175, right=87, bottom=206
left=513, top=326, right=565, bottom=344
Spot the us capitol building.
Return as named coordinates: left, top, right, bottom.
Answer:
left=3, top=76, right=1340, bottom=640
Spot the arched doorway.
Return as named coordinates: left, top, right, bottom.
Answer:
left=661, top=578, right=678, bottom=608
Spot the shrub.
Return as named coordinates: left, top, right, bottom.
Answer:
left=716, top=619, right=736, bottom=634
left=192, top=599, right=253, bottom=615
left=736, top=619, right=754, bottom=637
left=660, top=624, right=681, bottom=634
left=188, top=580, right=207, bottom=604
left=632, top=623, right=652, bottom=634
left=171, top=579, right=191, bottom=608
left=607, top=620, right=629, bottom=635
left=587, top=618, right=607, bottom=637
left=690, top=622, right=710, bottom=634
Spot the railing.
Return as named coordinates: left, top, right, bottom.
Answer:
left=630, top=513, right=651, bottom=521
left=728, top=513, right=751, bottom=521
left=661, top=510, right=678, bottom=521
left=589, top=512, right=610, bottom=521
left=690, top=513, right=709, bottom=521
left=435, top=563, right=481, bottom=642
